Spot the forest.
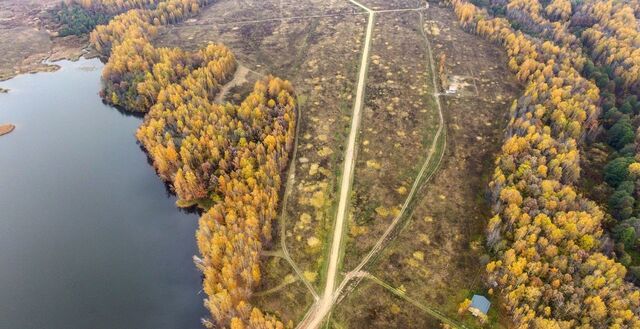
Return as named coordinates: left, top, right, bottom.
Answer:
left=61, top=0, right=297, bottom=327
left=451, top=0, right=640, bottom=327
left=50, top=2, right=112, bottom=36
left=49, top=0, right=166, bottom=36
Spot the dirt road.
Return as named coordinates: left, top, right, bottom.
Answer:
left=339, top=9, right=447, bottom=286
left=297, top=1, right=375, bottom=327
left=296, top=2, right=455, bottom=328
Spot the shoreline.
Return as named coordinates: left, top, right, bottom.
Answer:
left=0, top=45, right=100, bottom=82
left=0, top=34, right=95, bottom=82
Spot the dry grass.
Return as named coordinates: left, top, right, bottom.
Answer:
left=332, top=4, right=521, bottom=328
left=0, top=0, right=86, bottom=81
left=343, top=10, right=440, bottom=271
left=357, top=0, right=426, bottom=11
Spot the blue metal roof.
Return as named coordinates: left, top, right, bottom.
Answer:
left=471, top=295, right=491, bottom=315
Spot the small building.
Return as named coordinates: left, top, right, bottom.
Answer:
left=445, top=83, right=458, bottom=94
left=469, top=295, right=491, bottom=318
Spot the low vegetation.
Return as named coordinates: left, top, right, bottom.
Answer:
left=344, top=11, right=440, bottom=270
left=337, top=3, right=519, bottom=327
left=0, top=0, right=80, bottom=81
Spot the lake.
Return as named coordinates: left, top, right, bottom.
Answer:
left=0, top=58, right=204, bottom=329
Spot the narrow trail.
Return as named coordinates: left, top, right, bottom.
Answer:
left=254, top=275, right=298, bottom=297
left=184, top=12, right=363, bottom=27
left=364, top=273, right=469, bottom=329
left=179, top=7, right=424, bottom=28
left=278, top=95, right=320, bottom=301
left=214, top=65, right=249, bottom=104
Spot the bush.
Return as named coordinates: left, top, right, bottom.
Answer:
left=604, top=157, right=634, bottom=187
left=609, top=187, right=635, bottom=220
left=619, top=251, right=633, bottom=266
left=608, top=116, right=635, bottom=150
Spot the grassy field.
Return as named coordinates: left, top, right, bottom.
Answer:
left=331, top=3, right=521, bottom=328
left=342, top=10, right=441, bottom=272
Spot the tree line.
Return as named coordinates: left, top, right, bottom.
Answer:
left=88, top=0, right=213, bottom=55
left=49, top=0, right=165, bottom=36
left=450, top=0, right=640, bottom=327
left=80, top=0, right=296, bottom=327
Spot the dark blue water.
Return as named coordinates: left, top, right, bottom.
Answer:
left=0, top=58, right=204, bottom=329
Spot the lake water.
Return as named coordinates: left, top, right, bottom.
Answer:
left=0, top=58, right=204, bottom=329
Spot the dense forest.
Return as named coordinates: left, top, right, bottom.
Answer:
left=578, top=1, right=640, bottom=278
left=50, top=2, right=112, bottom=36
left=62, top=0, right=296, bottom=327
left=450, top=0, right=640, bottom=327
left=49, top=0, right=164, bottom=36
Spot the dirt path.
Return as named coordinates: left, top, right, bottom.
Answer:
left=364, top=273, right=468, bottom=329
left=214, top=65, right=249, bottom=104
left=297, top=1, right=375, bottom=328
left=254, top=274, right=298, bottom=297
left=320, top=0, right=372, bottom=303
left=185, top=13, right=363, bottom=26
left=279, top=97, right=320, bottom=301
left=297, top=5, right=453, bottom=328
left=334, top=10, right=447, bottom=296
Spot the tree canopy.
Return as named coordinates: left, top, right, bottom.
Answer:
left=449, top=0, right=640, bottom=326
